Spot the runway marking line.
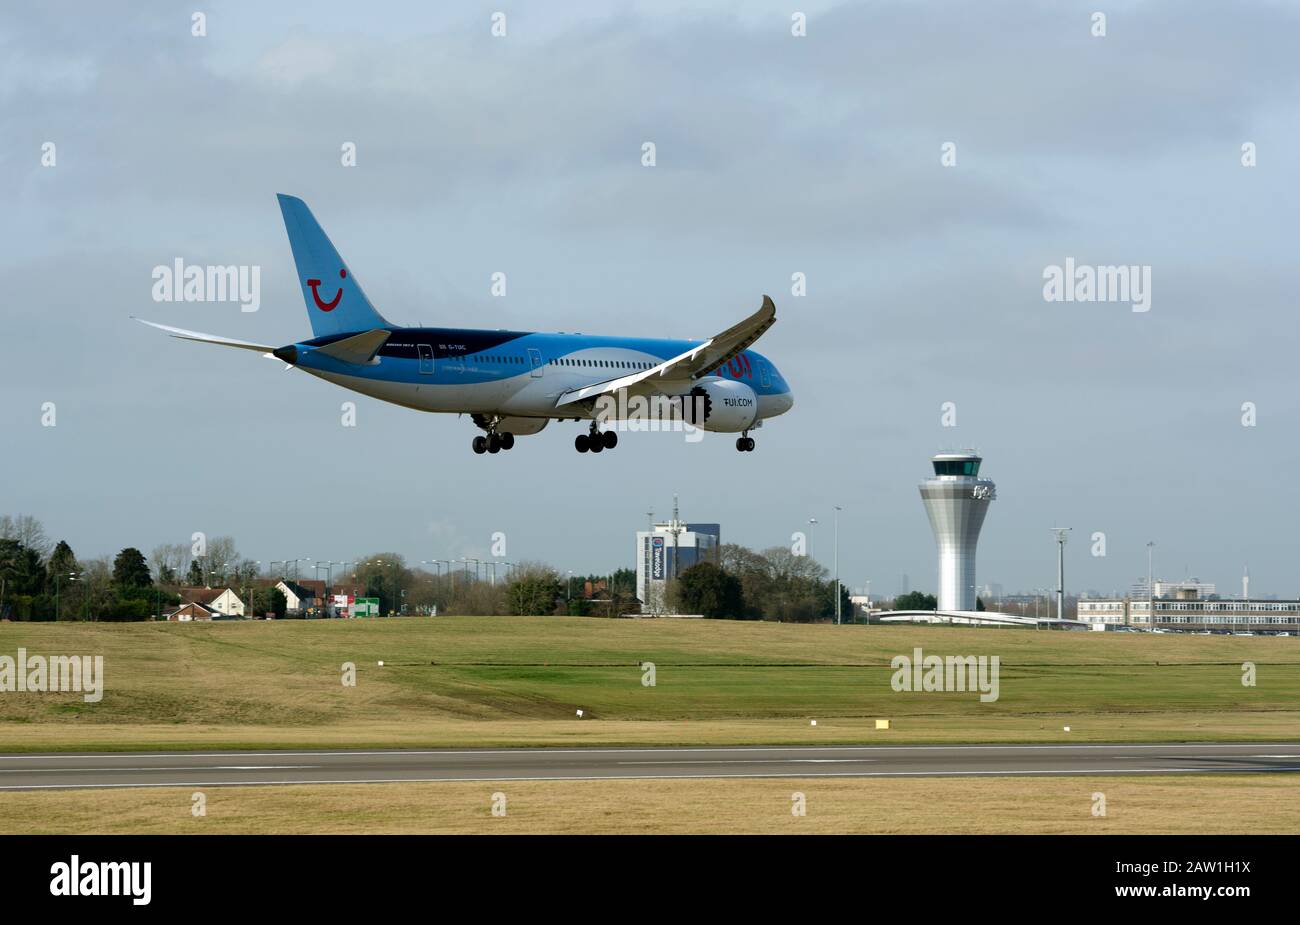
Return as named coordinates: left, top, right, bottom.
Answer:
left=3, top=765, right=1300, bottom=792
left=2, top=742, right=1299, bottom=761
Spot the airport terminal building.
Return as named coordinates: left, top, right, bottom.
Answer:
left=1078, top=594, right=1300, bottom=633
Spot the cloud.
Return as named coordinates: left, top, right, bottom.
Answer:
left=3, top=1, right=1299, bottom=594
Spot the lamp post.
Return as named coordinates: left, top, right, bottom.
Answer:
left=56, top=571, right=77, bottom=621
left=807, top=517, right=818, bottom=562
left=1051, top=527, right=1072, bottom=621
left=367, top=559, right=387, bottom=615
left=313, top=561, right=338, bottom=617
left=69, top=572, right=88, bottom=621
left=1147, top=541, right=1156, bottom=629
left=833, top=506, right=842, bottom=625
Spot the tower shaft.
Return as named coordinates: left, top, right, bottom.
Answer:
left=919, top=453, right=995, bottom=612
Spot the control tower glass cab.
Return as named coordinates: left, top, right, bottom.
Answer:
left=919, top=452, right=997, bottom=612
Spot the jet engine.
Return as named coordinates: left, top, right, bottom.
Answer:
left=680, top=378, right=759, bottom=433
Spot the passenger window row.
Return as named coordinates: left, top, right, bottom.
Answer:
left=548, top=358, right=654, bottom=369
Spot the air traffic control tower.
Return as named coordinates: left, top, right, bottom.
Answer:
left=919, top=451, right=996, bottom=612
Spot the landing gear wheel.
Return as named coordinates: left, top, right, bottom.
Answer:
left=736, top=436, right=755, bottom=452
left=488, top=434, right=501, bottom=454
left=500, top=432, right=515, bottom=450
left=575, top=434, right=589, bottom=453
left=473, top=436, right=488, bottom=454
left=589, top=436, right=604, bottom=453
left=602, top=430, right=618, bottom=449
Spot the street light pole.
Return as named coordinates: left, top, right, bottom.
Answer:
left=808, top=517, right=817, bottom=561
left=1051, top=527, right=1072, bottom=621
left=1147, top=541, right=1155, bottom=629
left=833, top=506, right=842, bottom=625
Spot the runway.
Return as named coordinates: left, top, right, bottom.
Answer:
left=2, top=742, right=1299, bottom=791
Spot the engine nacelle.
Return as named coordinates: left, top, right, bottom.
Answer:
left=683, top=378, right=759, bottom=433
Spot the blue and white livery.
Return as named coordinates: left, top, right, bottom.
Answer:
left=138, top=195, right=795, bottom=454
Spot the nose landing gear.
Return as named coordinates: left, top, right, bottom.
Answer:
left=736, top=432, right=755, bottom=452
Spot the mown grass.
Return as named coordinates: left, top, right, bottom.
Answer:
left=1, top=617, right=1297, bottom=750
left=2, top=774, right=1296, bottom=834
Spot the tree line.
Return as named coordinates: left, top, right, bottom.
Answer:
left=1, top=514, right=855, bottom=622
left=0, top=515, right=287, bottom=621
left=667, top=544, right=852, bottom=621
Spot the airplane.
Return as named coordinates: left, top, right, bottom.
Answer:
left=138, top=195, right=794, bottom=455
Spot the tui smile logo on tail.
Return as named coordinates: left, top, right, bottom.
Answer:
left=307, top=268, right=346, bottom=311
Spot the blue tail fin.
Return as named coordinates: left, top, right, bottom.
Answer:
left=277, top=194, right=391, bottom=337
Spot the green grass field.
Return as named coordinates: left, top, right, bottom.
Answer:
left=1, top=616, right=1298, bottom=751
left=4, top=775, right=1296, bottom=834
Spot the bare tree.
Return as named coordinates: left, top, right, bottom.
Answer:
left=0, top=514, right=51, bottom=559
left=203, top=536, right=239, bottom=584
left=150, top=542, right=188, bottom=585
left=644, top=580, right=669, bottom=616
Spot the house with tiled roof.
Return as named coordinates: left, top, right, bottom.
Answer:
left=177, top=586, right=245, bottom=618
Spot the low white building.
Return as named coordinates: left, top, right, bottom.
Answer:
left=1078, top=596, right=1300, bottom=632
left=276, top=580, right=318, bottom=615
left=178, top=587, right=245, bottom=618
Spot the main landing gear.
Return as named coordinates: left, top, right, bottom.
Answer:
left=575, top=422, right=618, bottom=454
left=472, top=431, right=516, bottom=454
left=736, top=432, right=755, bottom=452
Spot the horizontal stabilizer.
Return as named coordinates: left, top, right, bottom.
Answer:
left=133, top=318, right=274, bottom=353
left=312, top=328, right=391, bottom=365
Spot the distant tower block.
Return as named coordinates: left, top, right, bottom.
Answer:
left=919, top=452, right=996, bottom=612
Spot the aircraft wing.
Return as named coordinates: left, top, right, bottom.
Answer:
left=554, top=295, right=776, bottom=408
left=134, top=318, right=276, bottom=353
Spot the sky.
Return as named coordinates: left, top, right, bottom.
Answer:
left=3, top=0, right=1300, bottom=598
